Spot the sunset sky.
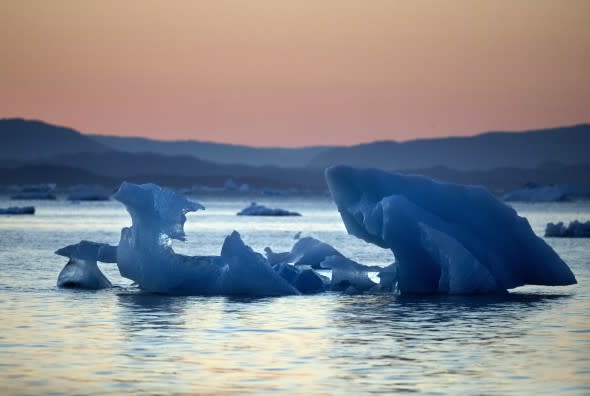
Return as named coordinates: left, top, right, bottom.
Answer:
left=1, top=0, right=589, bottom=146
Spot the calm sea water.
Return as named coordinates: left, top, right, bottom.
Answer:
left=0, top=196, right=589, bottom=395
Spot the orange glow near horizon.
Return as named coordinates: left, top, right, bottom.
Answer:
left=1, top=0, right=589, bottom=146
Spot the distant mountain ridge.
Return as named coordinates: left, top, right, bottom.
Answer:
left=0, top=118, right=328, bottom=190
left=2, top=118, right=589, bottom=171
left=91, top=135, right=333, bottom=168
left=92, top=123, right=590, bottom=171
left=0, top=118, right=111, bottom=160
left=0, top=118, right=589, bottom=192
left=34, top=151, right=324, bottom=189
left=308, top=124, right=590, bottom=171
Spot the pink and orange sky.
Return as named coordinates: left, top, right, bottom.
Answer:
left=1, top=0, right=589, bottom=146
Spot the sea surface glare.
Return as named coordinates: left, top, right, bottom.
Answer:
left=0, top=196, right=589, bottom=395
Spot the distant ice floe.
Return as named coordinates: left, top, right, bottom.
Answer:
left=237, top=202, right=301, bottom=217
left=11, top=184, right=56, bottom=200
left=545, top=221, right=590, bottom=238
left=67, top=185, right=111, bottom=201
left=0, top=206, right=35, bottom=215
left=325, top=165, right=577, bottom=294
left=503, top=184, right=590, bottom=202
left=55, top=241, right=116, bottom=289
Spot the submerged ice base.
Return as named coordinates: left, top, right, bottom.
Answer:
left=325, top=166, right=577, bottom=294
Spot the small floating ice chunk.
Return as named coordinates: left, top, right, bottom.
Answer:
left=545, top=221, right=590, bottom=238
left=325, top=165, right=577, bottom=294
left=290, top=237, right=343, bottom=268
left=57, top=259, right=111, bottom=289
left=0, top=206, right=35, bottom=215
left=237, top=202, right=301, bottom=216
left=55, top=241, right=114, bottom=289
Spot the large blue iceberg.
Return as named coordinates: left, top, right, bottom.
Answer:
left=55, top=173, right=577, bottom=296
left=325, top=166, right=577, bottom=294
left=114, top=182, right=299, bottom=296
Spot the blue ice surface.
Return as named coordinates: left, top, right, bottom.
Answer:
left=321, top=255, right=376, bottom=292
left=265, top=236, right=344, bottom=269
left=272, top=262, right=326, bottom=294
left=289, top=236, right=344, bottom=268
left=112, top=182, right=366, bottom=296
left=113, top=182, right=298, bottom=296
left=55, top=241, right=115, bottom=289
left=325, top=165, right=577, bottom=294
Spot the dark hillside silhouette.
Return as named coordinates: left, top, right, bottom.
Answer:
left=0, top=118, right=111, bottom=160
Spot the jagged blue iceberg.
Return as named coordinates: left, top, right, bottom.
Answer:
left=325, top=166, right=577, bottom=294
left=114, top=182, right=299, bottom=296
left=56, top=172, right=577, bottom=297
left=289, top=237, right=343, bottom=268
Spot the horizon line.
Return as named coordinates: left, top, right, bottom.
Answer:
left=2, top=116, right=589, bottom=150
